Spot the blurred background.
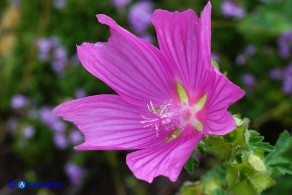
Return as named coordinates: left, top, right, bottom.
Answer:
left=0, top=0, right=291, bottom=194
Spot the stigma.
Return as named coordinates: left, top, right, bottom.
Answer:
left=141, top=101, right=184, bottom=137
left=140, top=81, right=207, bottom=141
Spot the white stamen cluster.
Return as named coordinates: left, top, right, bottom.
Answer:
left=141, top=101, right=184, bottom=137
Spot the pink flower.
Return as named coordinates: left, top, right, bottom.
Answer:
left=53, top=2, right=244, bottom=183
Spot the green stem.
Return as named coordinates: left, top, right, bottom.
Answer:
left=252, top=97, right=292, bottom=129
left=105, top=151, right=127, bottom=195
left=20, top=0, right=52, bottom=91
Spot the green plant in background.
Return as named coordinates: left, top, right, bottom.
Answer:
left=180, top=116, right=292, bottom=195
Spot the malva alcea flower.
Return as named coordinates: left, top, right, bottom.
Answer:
left=53, top=2, right=244, bottom=183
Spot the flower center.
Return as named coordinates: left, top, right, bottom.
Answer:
left=140, top=101, right=184, bottom=137
left=140, top=81, right=207, bottom=141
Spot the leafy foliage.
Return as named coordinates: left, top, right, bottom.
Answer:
left=265, top=131, right=292, bottom=177
left=182, top=117, right=292, bottom=195
left=248, top=130, right=274, bottom=152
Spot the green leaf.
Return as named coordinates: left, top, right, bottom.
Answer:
left=247, top=152, right=267, bottom=172
left=267, top=131, right=292, bottom=156
left=228, top=179, right=258, bottom=195
left=265, top=131, right=292, bottom=177
left=226, top=167, right=239, bottom=187
left=201, top=166, right=227, bottom=195
left=248, top=130, right=274, bottom=152
left=199, top=117, right=249, bottom=163
left=223, top=117, right=249, bottom=148
left=248, top=173, right=275, bottom=193
left=184, top=152, right=199, bottom=175
left=238, top=6, right=292, bottom=40
left=202, top=136, right=232, bottom=161
left=179, top=182, right=203, bottom=195
left=227, top=172, right=275, bottom=194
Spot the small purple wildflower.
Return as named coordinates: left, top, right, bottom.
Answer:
left=37, top=37, right=68, bottom=75
left=140, top=34, right=154, bottom=44
left=112, top=0, right=131, bottom=8
left=236, top=45, right=256, bottom=65
left=278, top=31, right=292, bottom=58
left=283, top=76, right=292, bottom=94
left=211, top=52, right=220, bottom=63
left=52, top=47, right=68, bottom=75
left=53, top=133, right=68, bottom=149
left=269, top=64, right=292, bottom=95
left=269, top=68, right=283, bottom=80
left=286, top=64, right=292, bottom=75
left=236, top=54, right=247, bottom=65
left=283, top=64, right=292, bottom=94
left=37, top=37, right=59, bottom=61
left=65, top=162, right=86, bottom=185
left=128, top=1, right=154, bottom=34
left=69, top=130, right=83, bottom=145
left=242, top=74, right=256, bottom=87
left=70, top=54, right=80, bottom=66
left=11, top=94, right=29, bottom=109
left=54, top=0, right=66, bottom=9
left=7, top=118, right=18, bottom=135
left=40, top=107, right=66, bottom=133
left=75, top=88, right=87, bottom=99
left=245, top=45, right=256, bottom=56
left=10, top=0, right=21, bottom=7
left=221, top=0, right=245, bottom=19
left=21, top=125, right=35, bottom=139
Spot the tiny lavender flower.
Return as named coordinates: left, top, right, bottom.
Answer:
left=69, top=130, right=83, bottom=145
left=74, top=88, right=87, bottom=99
left=65, top=162, right=86, bottom=185
left=283, top=64, right=292, bottom=94
left=128, top=1, right=154, bottom=34
left=270, top=64, right=292, bottom=94
left=52, top=46, right=68, bottom=75
left=242, top=73, right=256, bottom=87
left=53, top=133, right=68, bottom=149
left=54, top=0, right=67, bottom=9
left=37, top=37, right=68, bottom=75
left=211, top=52, right=220, bottom=63
left=40, top=107, right=65, bottom=133
left=112, top=0, right=131, bottom=8
left=10, top=0, right=21, bottom=7
left=7, top=118, right=18, bottom=134
left=37, top=37, right=59, bottom=61
left=221, top=0, right=245, bottom=19
left=11, top=94, right=29, bottom=109
left=236, top=45, right=256, bottom=65
left=54, top=2, right=244, bottom=183
left=269, top=68, right=283, bottom=80
left=21, top=125, right=35, bottom=139
left=283, top=76, right=292, bottom=94
left=70, top=54, right=80, bottom=66
left=140, top=34, right=154, bottom=44
left=278, top=31, right=292, bottom=58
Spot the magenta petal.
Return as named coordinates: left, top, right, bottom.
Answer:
left=126, top=125, right=203, bottom=183
left=199, top=69, right=245, bottom=135
left=152, top=9, right=201, bottom=89
left=77, top=15, right=176, bottom=107
left=200, top=2, right=212, bottom=62
left=53, top=95, right=166, bottom=150
left=152, top=7, right=213, bottom=96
